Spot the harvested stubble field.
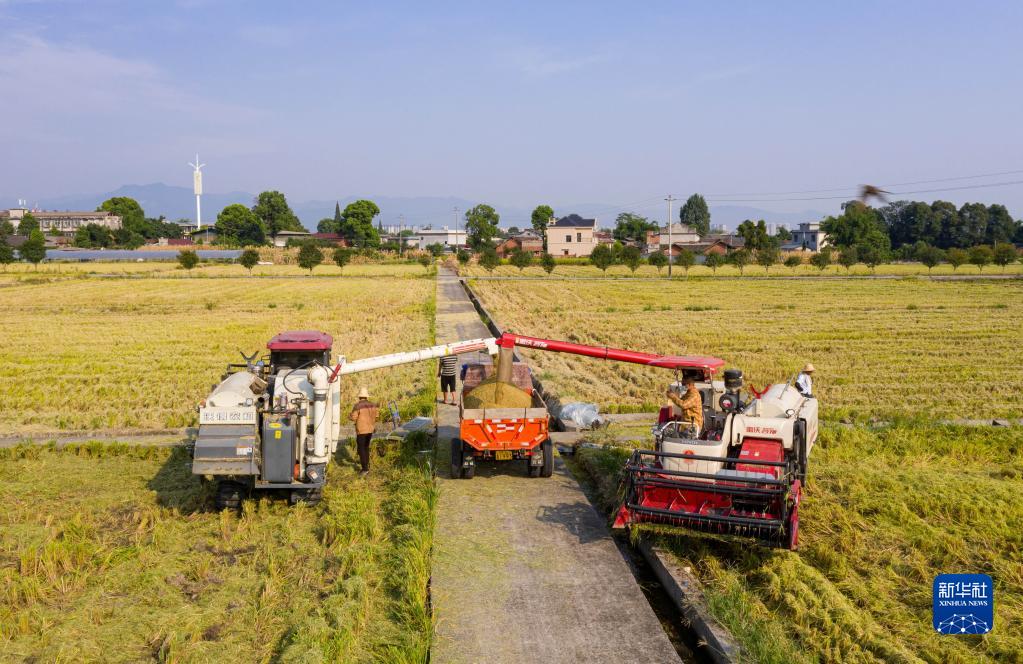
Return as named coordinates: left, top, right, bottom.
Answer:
left=479, top=276, right=1022, bottom=662
left=0, top=433, right=437, bottom=663
left=0, top=269, right=435, bottom=434
left=471, top=277, right=1023, bottom=421
left=460, top=261, right=1023, bottom=279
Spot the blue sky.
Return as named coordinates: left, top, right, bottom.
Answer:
left=3, top=1, right=1023, bottom=219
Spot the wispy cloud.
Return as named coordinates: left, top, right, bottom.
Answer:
left=503, top=47, right=611, bottom=78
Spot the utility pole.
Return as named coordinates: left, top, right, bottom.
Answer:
left=665, top=194, right=675, bottom=278
left=453, top=206, right=460, bottom=250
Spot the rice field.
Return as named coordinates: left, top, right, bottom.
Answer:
left=3, top=261, right=432, bottom=279
left=0, top=273, right=435, bottom=434
left=460, top=261, right=1023, bottom=279
left=471, top=277, right=1023, bottom=421
left=574, top=424, right=1023, bottom=663
left=0, top=433, right=437, bottom=663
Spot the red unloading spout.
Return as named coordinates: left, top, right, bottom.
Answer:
left=497, top=332, right=725, bottom=378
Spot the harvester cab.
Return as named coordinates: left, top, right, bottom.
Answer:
left=615, top=367, right=819, bottom=550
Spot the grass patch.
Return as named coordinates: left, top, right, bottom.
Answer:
left=0, top=433, right=438, bottom=662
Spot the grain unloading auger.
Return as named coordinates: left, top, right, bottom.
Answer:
left=192, top=330, right=816, bottom=549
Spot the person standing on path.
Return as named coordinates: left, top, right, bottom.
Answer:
left=438, top=354, right=458, bottom=404
left=349, top=387, right=379, bottom=475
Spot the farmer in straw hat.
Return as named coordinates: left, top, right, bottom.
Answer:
left=349, top=386, right=379, bottom=476
left=796, top=363, right=815, bottom=398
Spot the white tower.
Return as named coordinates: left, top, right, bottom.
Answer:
left=188, top=154, right=206, bottom=229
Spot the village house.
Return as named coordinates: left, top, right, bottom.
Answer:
left=545, top=214, right=598, bottom=257
left=783, top=222, right=828, bottom=251
left=496, top=230, right=543, bottom=257
left=416, top=226, right=466, bottom=250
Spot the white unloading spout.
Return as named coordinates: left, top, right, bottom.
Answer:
left=308, top=364, right=330, bottom=462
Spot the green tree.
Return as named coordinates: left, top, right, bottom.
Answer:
left=728, top=248, right=751, bottom=275
left=113, top=227, right=145, bottom=249
left=784, top=254, right=802, bottom=272
left=648, top=250, right=668, bottom=274
left=810, top=248, right=832, bottom=272
left=821, top=201, right=890, bottom=253
left=0, top=236, right=14, bottom=271
left=946, top=248, right=968, bottom=271
left=216, top=204, right=266, bottom=246
left=858, top=243, right=888, bottom=273
left=918, top=245, right=944, bottom=273
left=776, top=226, right=793, bottom=243
left=992, top=243, right=1017, bottom=271
left=737, top=219, right=775, bottom=252
left=73, top=223, right=114, bottom=248
left=340, top=200, right=381, bottom=248
left=540, top=252, right=556, bottom=274
left=674, top=248, right=695, bottom=276
left=253, top=191, right=304, bottom=237
left=968, top=245, right=992, bottom=272
left=456, top=249, right=471, bottom=266
left=589, top=243, right=613, bottom=273
left=297, top=243, right=323, bottom=272
left=20, top=230, right=46, bottom=267
left=426, top=243, right=446, bottom=257
left=613, top=213, right=657, bottom=243
left=98, top=197, right=145, bottom=235
left=985, top=205, right=1017, bottom=245
left=17, top=212, right=39, bottom=235
left=238, top=248, right=260, bottom=274
left=531, top=205, right=554, bottom=251
left=465, top=204, right=500, bottom=251
left=679, top=194, right=711, bottom=236
left=317, top=202, right=345, bottom=234
left=704, top=252, right=724, bottom=273
left=177, top=249, right=199, bottom=271
left=757, top=245, right=781, bottom=274
left=506, top=226, right=520, bottom=236
left=621, top=245, right=642, bottom=273
left=332, top=247, right=352, bottom=273
left=478, top=246, right=500, bottom=273
left=510, top=248, right=533, bottom=272
left=417, top=254, right=432, bottom=271
left=838, top=246, right=858, bottom=272
left=0, top=219, right=14, bottom=237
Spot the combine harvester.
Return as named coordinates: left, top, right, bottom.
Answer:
left=191, top=330, right=817, bottom=549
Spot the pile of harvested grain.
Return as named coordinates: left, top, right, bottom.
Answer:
left=463, top=376, right=533, bottom=409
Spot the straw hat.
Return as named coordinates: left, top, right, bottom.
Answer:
left=357, top=387, right=370, bottom=399
left=802, top=363, right=816, bottom=373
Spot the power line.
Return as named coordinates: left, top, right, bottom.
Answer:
left=705, top=167, right=1023, bottom=200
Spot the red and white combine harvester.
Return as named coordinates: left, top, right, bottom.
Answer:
left=612, top=366, right=818, bottom=550
left=194, top=330, right=816, bottom=549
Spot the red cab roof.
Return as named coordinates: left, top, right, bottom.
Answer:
left=267, top=330, right=333, bottom=351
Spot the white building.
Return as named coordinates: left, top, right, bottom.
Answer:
left=546, top=214, right=598, bottom=257
left=786, top=222, right=828, bottom=251
left=416, top=227, right=466, bottom=250
left=1, top=208, right=122, bottom=236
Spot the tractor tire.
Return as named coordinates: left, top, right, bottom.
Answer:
left=460, top=441, right=476, bottom=480
left=539, top=438, right=554, bottom=478
left=214, top=481, right=244, bottom=510
left=450, top=438, right=463, bottom=479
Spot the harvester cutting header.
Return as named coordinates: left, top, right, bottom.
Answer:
left=192, top=329, right=817, bottom=549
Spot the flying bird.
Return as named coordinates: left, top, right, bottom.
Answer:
left=859, top=184, right=890, bottom=204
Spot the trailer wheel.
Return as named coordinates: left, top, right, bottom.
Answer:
left=539, top=438, right=554, bottom=478
left=460, top=441, right=476, bottom=479
left=214, top=481, right=244, bottom=510
left=450, top=438, right=463, bottom=479
left=526, top=457, right=542, bottom=478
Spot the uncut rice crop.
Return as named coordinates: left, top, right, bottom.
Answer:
left=574, top=424, right=1023, bottom=663
left=472, top=278, right=1023, bottom=421
left=0, top=434, right=437, bottom=663
left=0, top=275, right=434, bottom=434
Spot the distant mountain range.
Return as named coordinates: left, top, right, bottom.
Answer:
left=4, top=183, right=830, bottom=232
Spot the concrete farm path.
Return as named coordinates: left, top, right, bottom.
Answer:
left=430, top=267, right=682, bottom=664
